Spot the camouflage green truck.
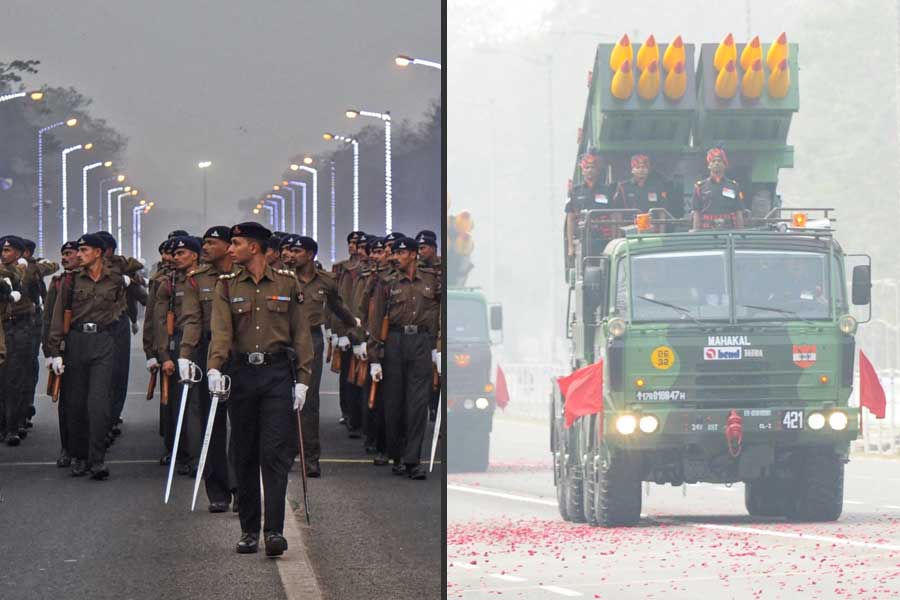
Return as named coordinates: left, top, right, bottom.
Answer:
left=552, top=34, right=872, bottom=526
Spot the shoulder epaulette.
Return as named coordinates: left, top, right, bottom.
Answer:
left=187, top=264, right=211, bottom=278
left=219, top=272, right=237, bottom=280
left=276, top=268, right=297, bottom=278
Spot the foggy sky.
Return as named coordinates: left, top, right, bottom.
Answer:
left=0, top=0, right=441, bottom=235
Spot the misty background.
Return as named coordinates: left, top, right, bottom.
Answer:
left=0, top=0, right=441, bottom=264
left=449, top=0, right=899, bottom=369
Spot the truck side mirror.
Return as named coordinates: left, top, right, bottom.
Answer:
left=490, top=305, right=503, bottom=331
left=852, top=265, right=871, bottom=306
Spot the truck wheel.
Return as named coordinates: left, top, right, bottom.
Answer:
left=582, top=457, right=599, bottom=526
left=744, top=477, right=788, bottom=517
left=594, top=449, right=642, bottom=527
left=785, top=451, right=844, bottom=522
left=554, top=429, right=585, bottom=523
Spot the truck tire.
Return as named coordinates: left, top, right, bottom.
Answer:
left=448, top=429, right=490, bottom=473
left=785, top=451, right=844, bottom=522
left=582, top=457, right=599, bottom=526
left=554, top=428, right=585, bottom=523
left=594, top=449, right=642, bottom=527
left=744, top=477, right=788, bottom=517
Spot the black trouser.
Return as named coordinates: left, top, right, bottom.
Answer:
left=58, top=382, right=69, bottom=454
left=109, top=314, right=131, bottom=426
left=382, top=330, right=433, bottom=465
left=163, top=332, right=193, bottom=463
left=339, top=348, right=363, bottom=430
left=193, top=337, right=230, bottom=503
left=299, top=328, right=324, bottom=463
left=27, top=311, right=41, bottom=417
left=63, top=328, right=115, bottom=466
left=227, top=359, right=296, bottom=534
left=0, top=318, right=34, bottom=436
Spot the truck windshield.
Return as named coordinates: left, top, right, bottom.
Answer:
left=627, top=251, right=730, bottom=322
left=448, top=297, right=489, bottom=343
left=734, top=251, right=831, bottom=321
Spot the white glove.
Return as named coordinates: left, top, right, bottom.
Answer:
left=370, top=363, right=383, bottom=382
left=207, top=369, right=223, bottom=393
left=45, top=357, right=53, bottom=369
left=324, top=328, right=332, bottom=340
left=51, top=356, right=65, bottom=375
left=17, top=258, right=27, bottom=267
left=122, top=275, right=131, bottom=287
left=293, top=383, right=309, bottom=411
left=355, top=317, right=362, bottom=327
left=10, top=291, right=21, bottom=303
left=331, top=334, right=339, bottom=348
left=146, top=357, right=158, bottom=371
left=131, top=321, right=139, bottom=334
left=2, top=277, right=10, bottom=288
left=177, top=358, right=195, bottom=382
left=338, top=336, right=351, bottom=351
left=358, top=343, right=368, bottom=361
left=435, top=351, right=441, bottom=376
left=352, top=343, right=363, bottom=359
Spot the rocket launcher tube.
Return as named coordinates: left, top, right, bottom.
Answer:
left=768, top=58, right=790, bottom=98
left=636, top=34, right=658, bottom=72
left=766, top=32, right=789, bottom=72
left=740, top=35, right=762, bottom=72
left=609, top=34, right=633, bottom=71
left=741, top=58, right=764, bottom=99
left=662, top=35, right=684, bottom=72
left=610, top=59, right=634, bottom=100
left=713, top=33, right=736, bottom=71
left=663, top=61, right=686, bottom=100
left=637, top=60, right=660, bottom=100
left=715, top=59, right=738, bottom=99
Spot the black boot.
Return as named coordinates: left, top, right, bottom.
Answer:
left=264, top=531, right=288, bottom=557
left=56, top=449, right=71, bottom=468
left=236, top=532, right=259, bottom=554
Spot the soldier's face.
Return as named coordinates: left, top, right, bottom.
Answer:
left=265, top=247, right=280, bottom=265
left=295, top=248, right=314, bottom=267
left=229, top=237, right=256, bottom=265
left=162, top=252, right=174, bottom=266
left=371, top=248, right=385, bottom=262
left=632, top=163, right=649, bottom=182
left=61, top=249, right=79, bottom=269
left=418, top=244, right=435, bottom=260
left=173, top=249, right=197, bottom=271
left=394, top=249, right=415, bottom=270
left=1, top=247, right=21, bottom=265
left=581, top=161, right=600, bottom=182
left=202, top=238, right=229, bottom=263
left=78, top=246, right=103, bottom=267
left=280, top=247, right=296, bottom=267
left=708, top=157, right=726, bottom=176
left=348, top=242, right=357, bottom=255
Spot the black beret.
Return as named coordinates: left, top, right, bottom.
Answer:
left=76, top=234, right=105, bottom=250
left=279, top=234, right=298, bottom=249
left=292, top=236, right=318, bottom=254
left=22, top=238, right=36, bottom=253
left=392, top=237, right=419, bottom=253
left=158, top=240, right=168, bottom=254
left=203, top=226, right=232, bottom=242
left=273, top=231, right=288, bottom=238
left=384, top=231, right=406, bottom=243
left=230, top=222, right=271, bottom=242
left=61, top=241, right=79, bottom=253
left=347, top=231, right=363, bottom=243
left=168, top=229, right=189, bottom=239
left=171, top=236, right=201, bottom=255
left=357, top=232, right=369, bottom=244
left=415, top=231, right=437, bottom=247
left=371, top=237, right=386, bottom=250
left=267, top=234, right=284, bottom=251
left=162, top=239, right=177, bottom=253
left=2, top=236, right=25, bottom=252
left=94, top=231, right=117, bottom=250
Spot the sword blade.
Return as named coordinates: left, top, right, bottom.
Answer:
left=191, top=396, right=219, bottom=511
left=164, top=379, right=190, bottom=504
left=429, top=393, right=442, bottom=472
left=296, top=409, right=310, bottom=525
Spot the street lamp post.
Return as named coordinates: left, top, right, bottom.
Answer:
left=323, top=133, right=360, bottom=231
left=285, top=181, right=308, bottom=234
left=106, top=186, right=127, bottom=231
left=133, top=201, right=154, bottom=260
left=329, top=160, right=336, bottom=264
left=117, top=189, right=138, bottom=244
left=261, top=204, right=275, bottom=228
left=276, top=183, right=296, bottom=233
left=346, top=109, right=391, bottom=233
left=268, top=194, right=286, bottom=231
left=99, top=174, right=126, bottom=225
left=394, top=55, right=442, bottom=70
left=82, top=161, right=112, bottom=234
left=37, top=117, right=78, bottom=255
left=198, top=161, right=212, bottom=227
left=61, top=142, right=93, bottom=243
left=290, top=162, right=318, bottom=240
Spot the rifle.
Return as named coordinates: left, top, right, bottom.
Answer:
left=325, top=334, right=333, bottom=364
left=346, top=354, right=357, bottom=384
left=368, top=284, right=392, bottom=410
left=146, top=365, right=158, bottom=400
left=49, top=272, right=75, bottom=403
left=330, top=340, right=342, bottom=374
left=354, top=353, right=368, bottom=387
left=161, top=271, right=176, bottom=406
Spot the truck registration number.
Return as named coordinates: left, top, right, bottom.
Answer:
left=781, top=410, right=804, bottom=430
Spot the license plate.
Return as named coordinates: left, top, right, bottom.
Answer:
left=781, top=410, right=804, bottom=430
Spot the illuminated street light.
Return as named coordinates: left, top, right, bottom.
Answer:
left=36, top=117, right=78, bottom=255
left=394, top=54, right=442, bottom=70
left=261, top=204, right=275, bottom=228
left=279, top=181, right=297, bottom=233
left=268, top=193, right=286, bottom=231
left=81, top=160, right=112, bottom=234
left=99, top=175, right=125, bottom=225
left=133, top=201, right=155, bottom=259
left=264, top=195, right=283, bottom=231
left=198, top=160, right=212, bottom=226
left=0, top=90, right=44, bottom=103
left=291, top=163, right=318, bottom=240
left=283, top=180, right=307, bottom=234
left=345, top=108, right=392, bottom=233
left=323, top=133, right=360, bottom=230
left=106, top=186, right=124, bottom=231
left=117, top=188, right=139, bottom=244
left=61, top=143, right=93, bottom=242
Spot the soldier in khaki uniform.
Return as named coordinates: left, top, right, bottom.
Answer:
left=369, top=237, right=441, bottom=480
left=291, top=235, right=360, bottom=476
left=416, top=231, right=442, bottom=421
left=207, top=221, right=313, bottom=557
left=154, top=236, right=203, bottom=475
left=145, top=239, right=174, bottom=463
left=183, top=226, right=237, bottom=512
left=330, top=231, right=364, bottom=425
left=43, top=241, right=80, bottom=466
left=47, top=234, right=131, bottom=479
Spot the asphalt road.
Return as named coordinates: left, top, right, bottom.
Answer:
left=0, top=339, right=442, bottom=600
left=448, top=413, right=900, bottom=599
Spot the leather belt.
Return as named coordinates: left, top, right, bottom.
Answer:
left=390, top=325, right=425, bottom=335
left=235, top=351, right=288, bottom=366
left=72, top=321, right=114, bottom=334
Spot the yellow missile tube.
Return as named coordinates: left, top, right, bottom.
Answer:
left=609, top=34, right=633, bottom=72
left=610, top=59, right=634, bottom=100
left=766, top=32, right=788, bottom=71
left=636, top=34, right=658, bottom=72
left=715, top=59, right=738, bottom=99
left=741, top=58, right=764, bottom=99
left=662, top=35, right=684, bottom=72
left=768, top=58, right=790, bottom=98
left=740, top=35, right=761, bottom=71
left=713, top=33, right=736, bottom=71
left=637, top=60, right=660, bottom=100
left=663, top=61, right=686, bottom=100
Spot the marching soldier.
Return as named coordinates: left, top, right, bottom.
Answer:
left=182, top=226, right=237, bottom=512
left=416, top=231, right=442, bottom=421
left=359, top=237, right=391, bottom=460
left=43, top=241, right=80, bottom=466
left=692, top=147, right=745, bottom=230
left=154, top=236, right=203, bottom=476
left=22, top=238, right=50, bottom=431
left=207, top=221, right=313, bottom=556
left=332, top=232, right=364, bottom=426
left=369, top=237, right=441, bottom=480
left=292, top=235, right=360, bottom=477
left=46, top=233, right=131, bottom=478
left=145, top=239, right=174, bottom=463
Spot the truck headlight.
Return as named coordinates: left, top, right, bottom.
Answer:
left=615, top=414, right=637, bottom=435
left=463, top=399, right=474, bottom=410
left=829, top=411, right=848, bottom=431
left=807, top=412, right=826, bottom=430
left=639, top=415, right=659, bottom=433
left=475, top=397, right=490, bottom=410
left=838, top=315, right=858, bottom=335
left=608, top=317, right=627, bottom=338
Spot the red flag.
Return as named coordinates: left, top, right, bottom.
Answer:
left=558, top=360, right=604, bottom=428
left=495, top=365, right=510, bottom=410
left=859, top=350, right=886, bottom=419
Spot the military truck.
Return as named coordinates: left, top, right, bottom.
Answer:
left=447, top=211, right=503, bottom=472
left=552, top=33, right=872, bottom=526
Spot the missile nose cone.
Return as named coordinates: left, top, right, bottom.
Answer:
left=723, top=33, right=734, bottom=45
left=610, top=59, right=634, bottom=99
left=715, top=58, right=738, bottom=99
left=740, top=34, right=763, bottom=71
left=752, top=58, right=762, bottom=71
left=620, top=59, right=631, bottom=73
left=776, top=31, right=787, bottom=45
left=766, top=32, right=789, bottom=71
left=714, top=32, right=738, bottom=71
left=674, top=61, right=684, bottom=74
left=741, top=58, right=764, bottom=99
left=637, top=34, right=660, bottom=71
left=647, top=60, right=658, bottom=73
left=645, top=34, right=656, bottom=47
left=663, top=60, right=686, bottom=100
left=767, top=58, right=790, bottom=98
left=610, top=33, right=634, bottom=71
left=619, top=33, right=630, bottom=46
left=663, top=35, right=686, bottom=72
left=672, top=35, right=683, bottom=48
left=749, top=35, right=760, bottom=48
left=725, top=59, right=735, bottom=72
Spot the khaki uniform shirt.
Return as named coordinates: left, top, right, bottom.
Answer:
left=207, top=265, right=313, bottom=385
left=153, top=269, right=202, bottom=362
left=297, top=267, right=357, bottom=330
left=185, top=262, right=234, bottom=336
left=143, top=266, right=169, bottom=359
left=370, top=266, right=442, bottom=359
left=8, top=258, right=57, bottom=319
left=46, top=266, right=129, bottom=356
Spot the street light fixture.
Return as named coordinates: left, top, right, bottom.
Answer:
left=268, top=193, right=286, bottom=231
left=117, top=188, right=139, bottom=244
left=323, top=132, right=360, bottom=230
left=82, top=160, right=112, bottom=233
left=290, top=163, right=318, bottom=240
left=99, top=175, right=126, bottom=225
left=198, top=160, right=212, bottom=226
left=106, top=186, right=124, bottom=231
left=36, top=117, right=78, bottom=255
left=303, top=156, right=313, bottom=165
left=0, top=90, right=45, bottom=103
left=283, top=180, right=307, bottom=234
left=133, top=201, right=155, bottom=259
left=394, top=54, right=442, bottom=70
left=345, top=108, right=392, bottom=233
left=61, top=142, right=93, bottom=242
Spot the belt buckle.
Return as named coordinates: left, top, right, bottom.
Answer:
left=83, top=323, right=98, bottom=333
left=403, top=325, right=418, bottom=335
left=248, top=352, right=265, bottom=365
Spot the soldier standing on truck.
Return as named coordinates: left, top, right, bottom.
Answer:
left=692, top=147, right=745, bottom=230
left=565, top=152, right=619, bottom=259
left=613, top=154, right=681, bottom=217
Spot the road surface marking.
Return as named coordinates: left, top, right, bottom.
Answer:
left=0, top=459, right=159, bottom=467
left=448, top=484, right=558, bottom=507
left=450, top=562, right=479, bottom=570
left=843, top=500, right=865, bottom=505
left=489, top=574, right=526, bottom=582
left=539, top=585, right=583, bottom=597
left=691, top=522, right=900, bottom=552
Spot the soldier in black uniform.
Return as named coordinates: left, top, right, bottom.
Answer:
left=416, top=230, right=442, bottom=421
left=691, top=147, right=745, bottom=230
left=21, top=238, right=49, bottom=430
left=565, top=152, right=619, bottom=259
left=613, top=154, right=681, bottom=217
left=47, top=234, right=131, bottom=478
left=369, top=237, right=441, bottom=480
